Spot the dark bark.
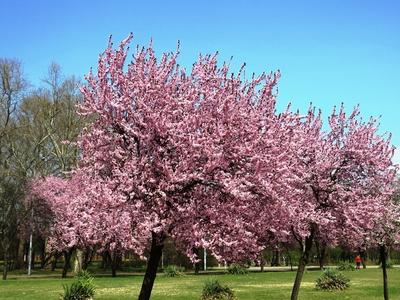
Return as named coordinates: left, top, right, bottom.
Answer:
left=111, top=262, right=117, bottom=277
left=271, top=249, right=281, bottom=266
left=284, top=246, right=293, bottom=271
left=31, top=250, right=35, bottom=270
left=38, top=238, right=49, bottom=269
left=138, top=232, right=165, bottom=300
left=101, top=252, right=109, bottom=269
left=2, top=252, right=8, bottom=280
left=52, top=254, right=57, bottom=271
left=39, top=249, right=53, bottom=270
left=315, top=240, right=326, bottom=270
left=51, top=252, right=61, bottom=271
left=15, top=239, right=25, bottom=269
left=380, top=245, right=389, bottom=300
left=291, top=228, right=315, bottom=300
left=271, top=249, right=276, bottom=266
left=260, top=252, right=266, bottom=272
left=82, top=248, right=94, bottom=270
left=110, top=251, right=119, bottom=277
left=193, top=248, right=200, bottom=274
left=61, top=248, right=73, bottom=278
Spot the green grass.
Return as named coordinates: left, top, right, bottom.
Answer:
left=0, top=268, right=399, bottom=299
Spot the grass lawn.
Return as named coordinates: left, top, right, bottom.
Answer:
left=0, top=268, right=399, bottom=299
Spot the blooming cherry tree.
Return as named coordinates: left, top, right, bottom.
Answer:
left=29, top=172, right=145, bottom=277
left=78, top=34, right=291, bottom=299
left=28, top=34, right=397, bottom=300
left=286, top=105, right=397, bottom=300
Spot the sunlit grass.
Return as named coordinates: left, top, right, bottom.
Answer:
left=0, top=268, right=399, bottom=299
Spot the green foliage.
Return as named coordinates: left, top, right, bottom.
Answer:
left=316, top=268, right=350, bottom=291
left=62, top=270, right=95, bottom=300
left=201, top=280, right=236, bottom=300
left=76, top=270, right=94, bottom=281
left=227, top=264, right=248, bottom=275
left=380, top=261, right=393, bottom=269
left=163, top=265, right=184, bottom=277
left=337, top=261, right=355, bottom=271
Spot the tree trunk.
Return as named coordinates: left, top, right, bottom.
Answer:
left=51, top=252, right=60, bottom=271
left=27, top=234, right=33, bottom=275
left=110, top=251, right=118, bottom=277
left=359, top=249, right=367, bottom=269
left=2, top=252, right=8, bottom=280
left=74, top=249, right=83, bottom=274
left=315, top=241, right=326, bottom=270
left=291, top=230, right=315, bottom=300
left=138, top=232, right=165, bottom=300
left=285, top=246, right=293, bottom=271
left=62, top=248, right=73, bottom=278
left=260, top=252, right=265, bottom=272
left=380, top=245, right=389, bottom=300
left=16, top=239, right=25, bottom=269
left=203, top=249, right=207, bottom=271
left=319, top=247, right=326, bottom=270
left=31, top=250, right=35, bottom=270
left=83, top=248, right=94, bottom=270
left=193, top=248, right=200, bottom=275
left=271, top=249, right=281, bottom=266
left=111, top=263, right=117, bottom=277
left=101, top=252, right=109, bottom=269
left=39, top=238, right=46, bottom=269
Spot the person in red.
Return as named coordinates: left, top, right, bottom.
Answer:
left=355, top=255, right=362, bottom=270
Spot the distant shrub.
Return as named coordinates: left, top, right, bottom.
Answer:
left=164, top=265, right=184, bottom=277
left=380, top=261, right=393, bottom=269
left=337, top=261, right=355, bottom=271
left=62, top=270, right=95, bottom=300
left=120, top=257, right=147, bottom=271
left=316, top=268, right=350, bottom=291
left=227, top=264, right=248, bottom=275
left=201, top=280, right=236, bottom=300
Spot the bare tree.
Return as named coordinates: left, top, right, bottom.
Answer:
left=0, top=58, right=27, bottom=279
left=0, top=59, right=26, bottom=139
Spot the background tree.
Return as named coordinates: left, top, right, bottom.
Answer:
left=287, top=105, right=397, bottom=300
left=0, top=58, right=27, bottom=279
left=1, top=59, right=84, bottom=278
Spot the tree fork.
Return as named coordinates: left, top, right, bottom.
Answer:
left=138, top=232, right=165, bottom=300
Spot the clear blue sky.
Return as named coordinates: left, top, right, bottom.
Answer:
left=1, top=0, right=399, bottom=161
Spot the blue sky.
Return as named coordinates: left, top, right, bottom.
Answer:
left=1, top=0, right=399, bottom=161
